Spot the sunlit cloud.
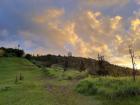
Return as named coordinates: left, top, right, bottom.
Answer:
left=0, top=0, right=140, bottom=68
left=131, top=19, right=140, bottom=33
left=110, top=16, right=123, bottom=30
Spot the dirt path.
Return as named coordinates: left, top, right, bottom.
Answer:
left=44, top=78, right=100, bottom=105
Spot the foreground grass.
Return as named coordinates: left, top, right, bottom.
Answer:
left=0, top=57, right=99, bottom=105
left=76, top=76, right=140, bottom=105
left=41, top=66, right=140, bottom=105
left=0, top=57, right=52, bottom=105
left=2, top=57, right=140, bottom=105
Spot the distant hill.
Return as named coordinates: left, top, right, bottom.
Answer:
left=32, top=55, right=140, bottom=76
left=0, top=47, right=139, bottom=76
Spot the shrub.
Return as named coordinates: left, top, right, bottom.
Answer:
left=113, top=85, right=140, bottom=97
left=76, top=77, right=140, bottom=99
left=75, top=80, right=98, bottom=95
left=25, top=54, right=32, bottom=60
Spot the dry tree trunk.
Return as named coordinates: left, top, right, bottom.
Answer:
left=129, top=45, right=136, bottom=81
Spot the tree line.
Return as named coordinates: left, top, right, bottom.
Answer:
left=0, top=47, right=24, bottom=57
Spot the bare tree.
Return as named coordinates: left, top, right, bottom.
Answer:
left=129, top=45, right=136, bottom=81
left=97, top=54, right=108, bottom=76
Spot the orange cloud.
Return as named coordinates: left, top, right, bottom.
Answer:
left=110, top=16, right=122, bottom=30
left=21, top=8, right=140, bottom=68
left=131, top=19, right=140, bottom=32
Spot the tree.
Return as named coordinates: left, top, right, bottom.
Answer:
left=16, top=49, right=24, bottom=57
left=25, top=54, right=32, bottom=60
left=3, top=48, right=24, bottom=57
left=129, top=45, right=136, bottom=81
left=97, top=54, right=108, bottom=76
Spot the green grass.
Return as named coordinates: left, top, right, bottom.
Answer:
left=76, top=76, right=140, bottom=105
left=2, top=57, right=140, bottom=105
left=42, top=67, right=88, bottom=80
left=0, top=57, right=99, bottom=105
left=0, top=57, right=51, bottom=105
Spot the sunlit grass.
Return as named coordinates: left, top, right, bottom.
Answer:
left=0, top=57, right=99, bottom=105
left=42, top=67, right=88, bottom=80
left=76, top=76, right=140, bottom=105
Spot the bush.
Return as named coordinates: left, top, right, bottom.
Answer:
left=114, top=85, right=140, bottom=97
left=75, top=80, right=98, bottom=95
left=76, top=77, right=140, bottom=99
left=25, top=54, right=32, bottom=60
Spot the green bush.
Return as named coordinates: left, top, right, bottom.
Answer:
left=114, top=85, right=140, bottom=97
left=75, top=80, right=98, bottom=95
left=76, top=77, right=140, bottom=99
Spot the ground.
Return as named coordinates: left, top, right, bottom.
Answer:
left=1, top=57, right=140, bottom=105
left=0, top=57, right=99, bottom=105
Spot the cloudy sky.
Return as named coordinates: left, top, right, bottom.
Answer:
left=0, top=0, right=140, bottom=68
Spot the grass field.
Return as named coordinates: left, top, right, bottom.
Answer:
left=1, top=57, right=140, bottom=105
left=76, top=76, right=140, bottom=105
left=0, top=57, right=99, bottom=105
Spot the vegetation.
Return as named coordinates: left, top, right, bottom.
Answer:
left=42, top=67, right=88, bottom=80
left=0, top=47, right=24, bottom=57
left=76, top=76, right=140, bottom=105
left=1, top=47, right=139, bottom=77
left=0, top=57, right=99, bottom=105
left=1, top=47, right=140, bottom=105
left=0, top=57, right=49, bottom=105
left=32, top=54, right=140, bottom=76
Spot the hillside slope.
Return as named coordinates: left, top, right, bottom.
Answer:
left=0, top=57, right=99, bottom=105
left=0, top=57, right=50, bottom=105
left=32, top=55, right=140, bottom=76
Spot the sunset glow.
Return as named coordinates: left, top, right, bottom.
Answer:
left=0, top=0, right=140, bottom=68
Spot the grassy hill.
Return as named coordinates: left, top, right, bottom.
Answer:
left=0, top=57, right=99, bottom=105
left=32, top=55, right=140, bottom=76
left=0, top=57, right=50, bottom=105
left=1, top=57, right=140, bottom=105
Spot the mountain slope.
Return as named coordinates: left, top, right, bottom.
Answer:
left=32, top=55, right=140, bottom=76
left=0, top=57, right=50, bottom=105
left=0, top=57, right=99, bottom=105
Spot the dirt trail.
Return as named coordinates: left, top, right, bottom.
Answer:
left=44, top=78, right=100, bottom=105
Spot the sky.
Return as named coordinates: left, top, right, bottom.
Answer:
left=0, top=0, right=140, bottom=68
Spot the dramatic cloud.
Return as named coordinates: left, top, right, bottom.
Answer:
left=0, top=0, right=140, bottom=68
